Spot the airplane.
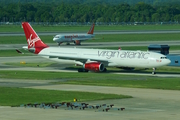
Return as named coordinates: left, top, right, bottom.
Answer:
left=21, top=22, right=171, bottom=74
left=53, top=23, right=95, bottom=45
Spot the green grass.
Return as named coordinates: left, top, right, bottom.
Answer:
left=95, top=33, right=180, bottom=42
left=0, top=87, right=130, bottom=106
left=57, top=77, right=180, bottom=90
left=1, top=24, right=180, bottom=32
left=4, top=62, right=56, bottom=67
left=0, top=49, right=33, bottom=57
left=101, top=45, right=180, bottom=51
left=0, top=36, right=52, bottom=44
left=0, top=70, right=180, bottom=90
left=1, top=33, right=180, bottom=44
left=0, top=70, right=116, bottom=80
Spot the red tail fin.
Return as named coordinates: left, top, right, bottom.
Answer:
left=22, top=22, right=48, bottom=54
left=87, top=23, right=95, bottom=34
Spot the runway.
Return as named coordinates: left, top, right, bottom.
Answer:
left=1, top=30, right=180, bottom=36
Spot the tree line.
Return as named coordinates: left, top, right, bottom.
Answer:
left=1, top=2, right=180, bottom=23
left=1, top=0, right=180, bottom=6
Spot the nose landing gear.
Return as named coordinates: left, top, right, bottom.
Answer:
left=152, top=68, right=156, bottom=75
left=58, top=42, right=63, bottom=46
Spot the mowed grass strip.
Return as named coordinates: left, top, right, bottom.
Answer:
left=55, top=75, right=180, bottom=90
left=0, top=70, right=180, bottom=90
left=0, top=70, right=128, bottom=80
left=4, top=62, right=55, bottom=67
left=0, top=36, right=52, bottom=44
left=1, top=33, right=180, bottom=44
left=101, top=45, right=180, bottom=51
left=0, top=87, right=130, bottom=106
left=95, top=33, right=180, bottom=42
left=0, top=49, right=32, bottom=57
left=1, top=24, right=180, bottom=32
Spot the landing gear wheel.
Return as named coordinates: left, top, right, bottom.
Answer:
left=103, top=68, right=107, bottom=72
left=78, top=68, right=89, bottom=72
left=152, top=72, right=156, bottom=75
left=58, top=42, right=63, bottom=46
left=152, top=68, right=156, bottom=75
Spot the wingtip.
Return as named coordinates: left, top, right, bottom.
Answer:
left=16, top=49, right=24, bottom=54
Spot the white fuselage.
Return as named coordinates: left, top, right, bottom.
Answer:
left=38, top=47, right=171, bottom=68
left=53, top=34, right=95, bottom=43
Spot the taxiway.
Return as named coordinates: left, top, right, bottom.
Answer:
left=1, top=41, right=180, bottom=51
left=1, top=30, right=180, bottom=36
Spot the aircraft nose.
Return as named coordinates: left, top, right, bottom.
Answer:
left=167, top=59, right=171, bottom=64
left=165, top=59, right=171, bottom=65
left=53, top=37, right=57, bottom=41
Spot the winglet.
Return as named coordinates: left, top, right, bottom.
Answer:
left=87, top=23, right=95, bottom=34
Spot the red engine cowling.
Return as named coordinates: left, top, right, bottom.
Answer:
left=83, top=62, right=105, bottom=72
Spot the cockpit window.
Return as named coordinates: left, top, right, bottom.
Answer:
left=160, top=57, right=167, bottom=59
left=55, top=36, right=59, bottom=38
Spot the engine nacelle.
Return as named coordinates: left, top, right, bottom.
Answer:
left=83, top=62, right=105, bottom=72
left=74, top=40, right=81, bottom=45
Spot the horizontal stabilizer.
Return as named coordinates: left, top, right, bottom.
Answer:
left=16, top=49, right=24, bottom=54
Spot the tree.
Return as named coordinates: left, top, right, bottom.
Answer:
left=152, top=13, right=160, bottom=22
left=174, top=14, right=180, bottom=23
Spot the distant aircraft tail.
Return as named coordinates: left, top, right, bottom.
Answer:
left=87, top=23, right=95, bottom=34
left=22, top=22, right=48, bottom=54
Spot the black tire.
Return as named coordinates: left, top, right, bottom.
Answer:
left=78, top=68, right=83, bottom=72
left=103, top=68, right=107, bottom=72
left=78, top=68, right=89, bottom=72
left=152, top=72, right=156, bottom=75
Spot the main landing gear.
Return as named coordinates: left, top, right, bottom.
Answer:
left=58, top=42, right=63, bottom=46
left=152, top=68, right=156, bottom=75
left=77, top=68, right=107, bottom=73
left=78, top=68, right=89, bottom=72
left=66, top=42, right=70, bottom=45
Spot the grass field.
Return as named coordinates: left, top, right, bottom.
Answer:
left=0, top=70, right=180, bottom=90
left=4, top=62, right=56, bottom=67
left=0, top=49, right=32, bottom=57
left=0, top=87, right=131, bottom=106
left=57, top=76, right=180, bottom=90
left=1, top=24, right=180, bottom=32
left=1, top=33, right=180, bottom=44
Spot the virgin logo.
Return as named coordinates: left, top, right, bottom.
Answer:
left=27, top=34, right=40, bottom=47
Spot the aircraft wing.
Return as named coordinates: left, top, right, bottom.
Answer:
left=48, top=55, right=109, bottom=64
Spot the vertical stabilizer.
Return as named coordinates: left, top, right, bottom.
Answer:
left=87, top=23, right=95, bottom=34
left=22, top=22, right=48, bottom=54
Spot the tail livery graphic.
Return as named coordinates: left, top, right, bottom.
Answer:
left=22, top=22, right=48, bottom=54
left=87, top=23, right=95, bottom=34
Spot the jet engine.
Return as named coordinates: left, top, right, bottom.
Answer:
left=74, top=40, right=81, bottom=45
left=83, top=62, right=105, bottom=72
